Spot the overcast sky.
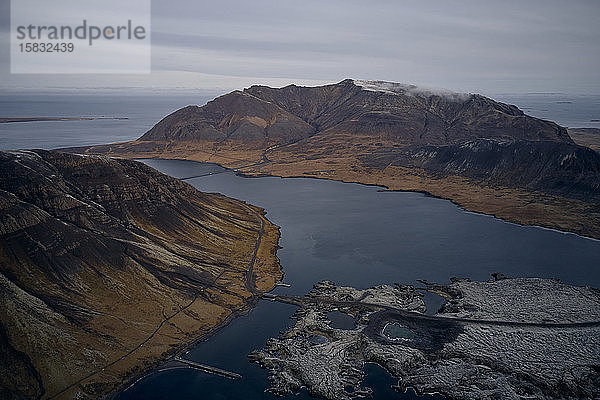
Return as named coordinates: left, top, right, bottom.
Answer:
left=0, top=0, right=599, bottom=95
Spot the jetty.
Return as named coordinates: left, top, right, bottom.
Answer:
left=173, top=357, right=242, bottom=379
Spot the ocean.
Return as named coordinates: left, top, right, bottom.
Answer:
left=1, top=91, right=599, bottom=399
left=1, top=92, right=599, bottom=151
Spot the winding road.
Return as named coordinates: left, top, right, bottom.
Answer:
left=47, top=295, right=201, bottom=399
left=48, top=187, right=269, bottom=399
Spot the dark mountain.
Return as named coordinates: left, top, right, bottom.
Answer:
left=239, top=80, right=596, bottom=202
left=67, top=79, right=600, bottom=237
left=0, top=150, right=281, bottom=399
left=244, top=80, right=571, bottom=145
left=139, top=80, right=570, bottom=147
left=140, top=90, right=314, bottom=145
left=363, top=138, right=600, bottom=201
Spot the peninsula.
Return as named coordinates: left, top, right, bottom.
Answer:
left=66, top=79, right=600, bottom=239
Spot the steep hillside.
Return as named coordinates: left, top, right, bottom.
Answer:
left=140, top=91, right=314, bottom=146
left=0, top=150, right=281, bottom=399
left=244, top=79, right=571, bottom=144
left=569, top=128, right=600, bottom=153
left=363, top=138, right=600, bottom=201
left=64, top=80, right=600, bottom=238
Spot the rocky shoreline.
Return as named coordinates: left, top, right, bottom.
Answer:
left=250, top=277, right=600, bottom=400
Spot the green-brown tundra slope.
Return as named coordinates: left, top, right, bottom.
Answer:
left=0, top=150, right=281, bottom=399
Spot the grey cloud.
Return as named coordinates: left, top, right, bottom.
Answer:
left=0, top=0, right=599, bottom=94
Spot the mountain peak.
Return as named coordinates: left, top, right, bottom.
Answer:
left=138, top=80, right=571, bottom=146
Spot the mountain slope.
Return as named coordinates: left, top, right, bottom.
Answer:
left=363, top=138, right=600, bottom=201
left=65, top=79, right=600, bottom=238
left=139, top=79, right=570, bottom=147
left=140, top=90, right=314, bottom=146
left=244, top=79, right=571, bottom=144
left=0, top=150, right=281, bottom=399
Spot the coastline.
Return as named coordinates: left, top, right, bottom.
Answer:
left=33, top=145, right=600, bottom=398
left=51, top=143, right=598, bottom=396
left=100, top=208, right=283, bottom=400
left=108, top=291, right=270, bottom=399
left=238, top=158, right=600, bottom=241
left=36, top=190, right=283, bottom=399
left=82, top=142, right=600, bottom=241
left=251, top=279, right=600, bottom=399
left=0, top=150, right=286, bottom=399
left=103, top=154, right=599, bottom=397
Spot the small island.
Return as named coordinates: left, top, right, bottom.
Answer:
left=250, top=276, right=600, bottom=399
left=0, top=116, right=128, bottom=123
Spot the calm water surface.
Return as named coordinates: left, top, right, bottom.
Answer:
left=489, top=93, right=600, bottom=128
left=117, top=159, right=600, bottom=400
left=1, top=93, right=598, bottom=399
left=0, top=93, right=215, bottom=150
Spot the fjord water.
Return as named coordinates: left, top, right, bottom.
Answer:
left=2, top=93, right=599, bottom=399
left=116, top=159, right=600, bottom=400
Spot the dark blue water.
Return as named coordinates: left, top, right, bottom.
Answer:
left=0, top=93, right=215, bottom=150
left=114, top=159, right=600, bottom=400
left=1, top=93, right=599, bottom=399
left=327, top=311, right=356, bottom=330
left=493, top=93, right=600, bottom=129
left=142, top=159, right=600, bottom=291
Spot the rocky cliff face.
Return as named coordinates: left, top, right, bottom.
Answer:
left=244, top=80, right=571, bottom=145
left=0, top=150, right=281, bottom=399
left=140, top=80, right=570, bottom=147
left=364, top=138, right=600, bottom=202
